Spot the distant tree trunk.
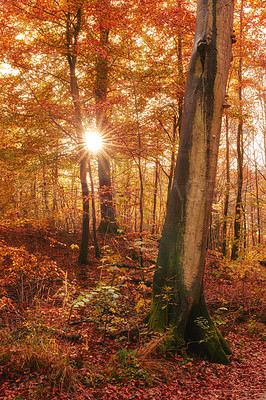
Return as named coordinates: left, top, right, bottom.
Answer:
left=151, top=159, right=159, bottom=235
left=95, top=7, right=118, bottom=234
left=148, top=0, right=234, bottom=364
left=51, top=140, right=59, bottom=227
left=221, top=114, right=230, bottom=256
left=79, top=157, right=90, bottom=265
left=126, top=12, right=144, bottom=268
left=65, top=8, right=90, bottom=264
left=262, top=91, right=266, bottom=167
left=250, top=201, right=256, bottom=246
left=42, top=166, right=49, bottom=212
left=255, top=161, right=261, bottom=244
left=88, top=158, right=101, bottom=258
left=52, top=141, right=59, bottom=213
left=231, top=0, right=244, bottom=260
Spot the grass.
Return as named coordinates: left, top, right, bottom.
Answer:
left=0, top=318, right=78, bottom=392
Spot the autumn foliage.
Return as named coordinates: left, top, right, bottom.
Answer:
left=0, top=0, right=266, bottom=398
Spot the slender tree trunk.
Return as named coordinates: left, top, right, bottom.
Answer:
left=88, top=158, right=101, bottom=258
left=251, top=201, right=256, bottom=246
left=33, top=178, right=38, bottom=219
left=65, top=8, right=90, bottom=264
left=262, top=92, right=266, bottom=167
left=231, top=0, right=244, bottom=260
left=148, top=0, right=234, bottom=364
left=95, top=8, right=118, bottom=234
left=151, top=160, right=159, bottom=235
left=79, top=157, right=90, bottom=264
left=255, top=162, right=261, bottom=244
left=51, top=140, right=59, bottom=227
left=42, top=166, right=49, bottom=213
left=222, top=114, right=230, bottom=256
left=126, top=13, right=144, bottom=268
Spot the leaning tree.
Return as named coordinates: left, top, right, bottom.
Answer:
left=148, top=0, right=235, bottom=364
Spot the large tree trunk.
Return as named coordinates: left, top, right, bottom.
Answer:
left=148, top=0, right=234, bottom=364
left=95, top=7, right=118, bottom=234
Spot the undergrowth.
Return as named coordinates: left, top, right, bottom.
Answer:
left=0, top=223, right=265, bottom=399
left=0, top=318, right=78, bottom=392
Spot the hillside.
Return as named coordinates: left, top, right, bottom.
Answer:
left=0, top=221, right=265, bottom=400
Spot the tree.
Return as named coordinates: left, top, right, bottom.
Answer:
left=64, top=5, right=91, bottom=264
left=221, top=113, right=231, bottom=256
left=231, top=0, right=244, bottom=260
left=95, top=0, right=118, bottom=234
left=148, top=0, right=234, bottom=364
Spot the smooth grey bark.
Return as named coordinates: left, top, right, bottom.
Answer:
left=148, top=0, right=234, bottom=364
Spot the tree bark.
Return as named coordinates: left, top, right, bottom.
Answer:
left=65, top=8, right=90, bottom=264
left=167, top=113, right=179, bottom=197
left=88, top=158, right=101, bottom=258
left=95, top=8, right=118, bottom=234
left=151, top=159, right=159, bottom=235
left=231, top=0, right=244, bottom=260
left=255, top=161, right=261, bottom=244
left=221, top=114, right=230, bottom=256
left=148, top=0, right=234, bottom=364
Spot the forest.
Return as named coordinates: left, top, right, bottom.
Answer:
left=0, top=0, right=265, bottom=399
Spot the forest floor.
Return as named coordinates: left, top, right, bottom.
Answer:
left=0, top=220, right=265, bottom=400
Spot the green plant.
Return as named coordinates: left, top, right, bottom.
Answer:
left=109, top=348, right=150, bottom=382
left=194, top=317, right=214, bottom=342
left=72, top=284, right=126, bottom=333
left=213, top=307, right=229, bottom=327
left=246, top=318, right=265, bottom=339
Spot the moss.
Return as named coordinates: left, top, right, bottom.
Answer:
left=149, top=287, right=232, bottom=365
left=163, top=326, right=188, bottom=358
left=202, top=334, right=231, bottom=364
left=148, top=298, right=167, bottom=333
left=214, top=325, right=232, bottom=356
left=185, top=299, right=231, bottom=364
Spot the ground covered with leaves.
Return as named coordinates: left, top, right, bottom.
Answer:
left=0, top=220, right=265, bottom=399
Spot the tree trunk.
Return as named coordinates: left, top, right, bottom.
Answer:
left=151, top=160, right=159, bottom=235
left=95, top=10, right=118, bottom=234
left=255, top=161, right=261, bottom=244
left=148, top=0, right=234, bottom=364
left=78, top=157, right=90, bottom=265
left=221, top=114, right=230, bottom=256
left=167, top=114, right=179, bottom=197
left=126, top=12, right=144, bottom=268
left=97, top=155, right=118, bottom=233
left=167, top=29, right=184, bottom=197
left=65, top=8, right=90, bottom=264
left=88, top=158, right=101, bottom=258
left=231, top=0, right=244, bottom=260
